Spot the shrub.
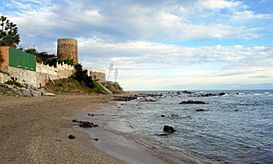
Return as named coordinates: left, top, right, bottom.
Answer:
left=5, top=78, right=23, bottom=88
left=72, top=64, right=94, bottom=88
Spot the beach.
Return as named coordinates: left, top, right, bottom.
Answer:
left=0, top=95, right=121, bottom=164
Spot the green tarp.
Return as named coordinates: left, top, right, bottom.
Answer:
left=8, top=48, right=36, bottom=71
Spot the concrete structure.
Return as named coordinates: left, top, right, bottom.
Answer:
left=57, top=38, right=78, bottom=64
left=86, top=68, right=106, bottom=83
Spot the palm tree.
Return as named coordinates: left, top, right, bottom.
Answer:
left=0, top=16, right=20, bottom=47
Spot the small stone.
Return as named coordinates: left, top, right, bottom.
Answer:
left=94, top=138, right=99, bottom=141
left=68, top=135, right=75, bottom=139
left=161, top=114, right=165, bottom=117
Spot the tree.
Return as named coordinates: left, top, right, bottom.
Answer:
left=0, top=16, right=20, bottom=47
left=73, top=64, right=94, bottom=88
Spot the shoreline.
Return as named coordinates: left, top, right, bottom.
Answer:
left=0, top=95, right=121, bottom=163
left=75, top=103, right=210, bottom=164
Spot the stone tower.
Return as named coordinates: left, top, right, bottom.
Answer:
left=57, top=38, right=78, bottom=64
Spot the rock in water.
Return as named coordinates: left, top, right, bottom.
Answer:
left=163, top=125, right=176, bottom=133
left=218, top=92, right=226, bottom=96
left=179, top=100, right=206, bottom=104
left=195, top=109, right=208, bottom=112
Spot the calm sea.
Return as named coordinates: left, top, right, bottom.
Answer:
left=100, top=90, right=273, bottom=163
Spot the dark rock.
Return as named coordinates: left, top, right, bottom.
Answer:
left=235, top=109, right=239, bottom=112
left=181, top=90, right=193, bottom=94
left=201, top=93, right=217, bottom=97
left=171, top=114, right=178, bottom=117
left=68, top=135, right=75, bottom=139
left=156, top=133, right=169, bottom=136
left=88, top=113, right=94, bottom=116
left=180, top=100, right=206, bottom=104
left=79, top=121, right=98, bottom=128
left=218, top=92, right=226, bottom=96
left=161, top=114, right=165, bottom=117
left=94, top=138, right=99, bottom=141
left=114, top=96, right=137, bottom=101
left=72, top=119, right=79, bottom=123
left=195, top=109, right=208, bottom=112
left=163, top=125, right=176, bottom=133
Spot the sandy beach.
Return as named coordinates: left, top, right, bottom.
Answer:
left=0, top=95, right=121, bottom=164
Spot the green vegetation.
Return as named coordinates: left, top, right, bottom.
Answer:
left=0, top=16, right=20, bottom=47
left=72, top=64, right=94, bottom=88
left=24, top=48, right=57, bottom=66
left=45, top=77, right=105, bottom=94
left=105, top=81, right=123, bottom=94
left=5, top=78, right=23, bottom=88
left=45, top=64, right=107, bottom=94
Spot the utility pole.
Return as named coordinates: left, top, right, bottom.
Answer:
left=114, top=68, right=118, bottom=83
left=107, top=62, right=113, bottom=81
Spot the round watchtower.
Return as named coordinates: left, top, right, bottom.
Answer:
left=57, top=38, right=78, bottom=64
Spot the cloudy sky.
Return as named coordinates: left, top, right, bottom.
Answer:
left=1, top=0, right=273, bottom=90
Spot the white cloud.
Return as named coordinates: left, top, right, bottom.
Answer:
left=196, top=0, right=242, bottom=10
left=231, top=10, right=273, bottom=20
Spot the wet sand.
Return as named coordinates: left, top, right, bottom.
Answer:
left=0, top=95, right=121, bottom=164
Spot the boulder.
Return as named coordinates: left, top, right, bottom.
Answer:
left=21, top=89, right=32, bottom=97
left=218, top=92, right=226, bottom=96
left=163, top=125, right=176, bottom=133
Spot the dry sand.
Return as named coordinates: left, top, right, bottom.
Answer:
left=0, top=95, right=122, bottom=164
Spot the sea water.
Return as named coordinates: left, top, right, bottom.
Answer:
left=99, top=90, right=273, bottom=163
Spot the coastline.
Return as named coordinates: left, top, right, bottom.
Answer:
left=0, top=95, right=121, bottom=163
left=75, top=102, right=211, bottom=164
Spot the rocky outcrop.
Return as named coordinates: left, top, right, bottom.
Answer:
left=114, top=95, right=138, bottom=101
left=179, top=100, right=206, bottom=104
left=0, top=83, right=55, bottom=97
left=72, top=120, right=98, bottom=128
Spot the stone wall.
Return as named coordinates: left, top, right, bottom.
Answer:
left=7, top=66, right=37, bottom=86
left=0, top=72, right=11, bottom=84
left=86, top=68, right=106, bottom=83
left=0, top=62, right=74, bottom=88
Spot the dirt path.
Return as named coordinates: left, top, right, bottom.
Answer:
left=0, top=95, right=121, bottom=164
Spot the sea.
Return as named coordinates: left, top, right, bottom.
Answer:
left=87, top=90, right=273, bottom=163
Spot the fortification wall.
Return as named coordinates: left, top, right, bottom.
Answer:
left=0, top=62, right=74, bottom=88
left=86, top=68, right=106, bottom=83
left=7, top=66, right=37, bottom=86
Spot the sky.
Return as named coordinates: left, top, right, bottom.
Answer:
left=1, top=0, right=273, bottom=90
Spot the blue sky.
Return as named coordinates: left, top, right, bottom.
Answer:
left=1, top=0, right=273, bottom=90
